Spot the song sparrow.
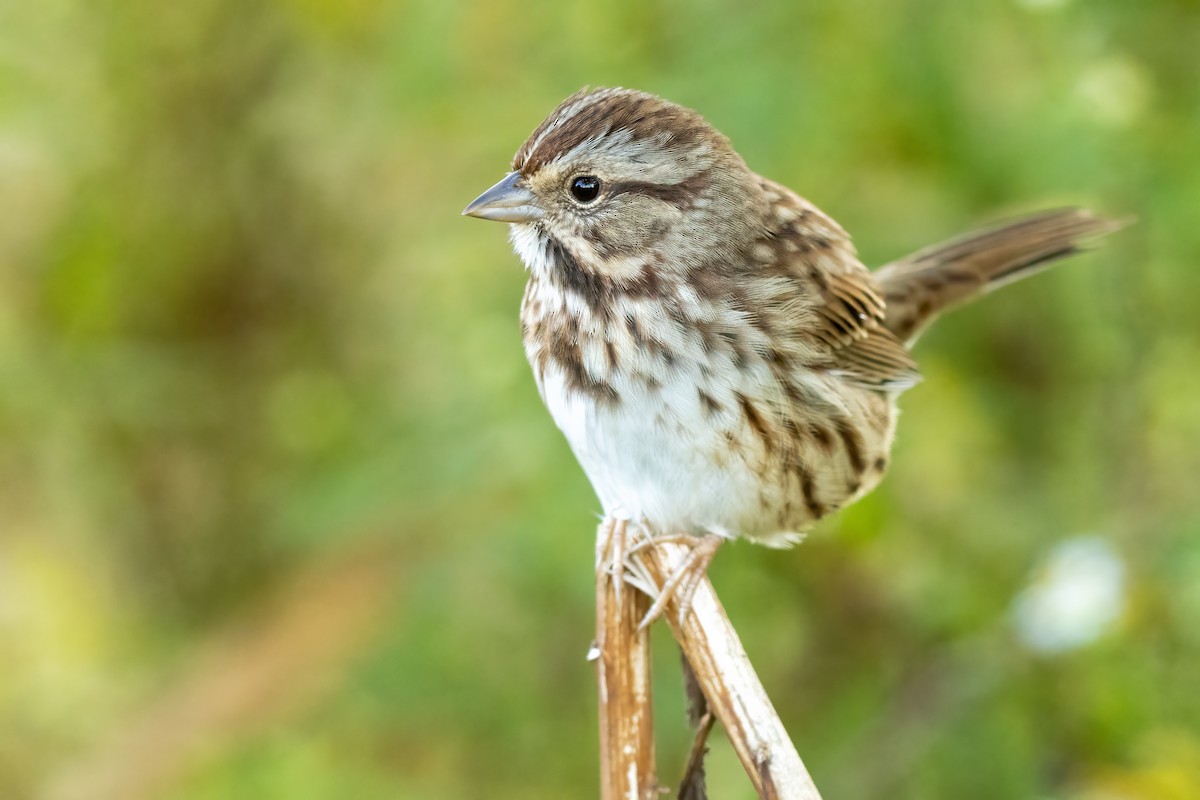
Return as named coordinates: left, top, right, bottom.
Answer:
left=464, top=87, right=1120, bottom=560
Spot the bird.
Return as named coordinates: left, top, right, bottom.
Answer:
left=463, top=86, right=1122, bottom=609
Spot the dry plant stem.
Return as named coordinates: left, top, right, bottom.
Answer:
left=678, top=651, right=711, bottom=800
left=634, top=540, right=823, bottom=800
left=596, top=518, right=659, bottom=800
left=677, top=710, right=715, bottom=800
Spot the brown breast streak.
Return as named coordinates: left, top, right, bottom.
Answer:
left=545, top=237, right=673, bottom=319
left=523, top=231, right=688, bottom=407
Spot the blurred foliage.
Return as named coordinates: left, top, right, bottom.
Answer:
left=1, top=0, right=1198, bottom=798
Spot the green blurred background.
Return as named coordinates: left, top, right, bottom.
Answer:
left=2, top=1, right=1198, bottom=798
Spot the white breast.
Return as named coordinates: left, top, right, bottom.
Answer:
left=535, top=333, right=782, bottom=541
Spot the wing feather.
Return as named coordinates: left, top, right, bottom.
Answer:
left=755, top=178, right=922, bottom=391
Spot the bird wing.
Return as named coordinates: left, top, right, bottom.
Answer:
left=756, top=179, right=921, bottom=392
left=814, top=268, right=921, bottom=391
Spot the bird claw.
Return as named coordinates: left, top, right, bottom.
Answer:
left=599, top=517, right=652, bottom=609
left=598, top=520, right=724, bottom=630
left=636, top=533, right=723, bottom=631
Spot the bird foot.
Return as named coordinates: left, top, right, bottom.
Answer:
left=629, top=533, right=724, bottom=631
left=597, top=520, right=725, bottom=629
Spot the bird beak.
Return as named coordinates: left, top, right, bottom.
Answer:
left=462, top=171, right=544, bottom=223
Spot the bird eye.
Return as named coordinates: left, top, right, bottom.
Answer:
left=569, top=175, right=601, bottom=203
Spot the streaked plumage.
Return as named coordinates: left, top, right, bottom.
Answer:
left=465, top=87, right=1122, bottom=547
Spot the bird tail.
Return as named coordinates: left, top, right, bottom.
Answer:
left=875, top=208, right=1127, bottom=344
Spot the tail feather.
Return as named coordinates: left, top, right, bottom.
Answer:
left=875, top=208, right=1128, bottom=344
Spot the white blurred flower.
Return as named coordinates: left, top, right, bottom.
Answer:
left=1076, top=55, right=1152, bottom=127
left=1012, top=536, right=1126, bottom=655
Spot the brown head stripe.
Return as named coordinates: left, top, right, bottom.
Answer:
left=513, top=88, right=711, bottom=174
